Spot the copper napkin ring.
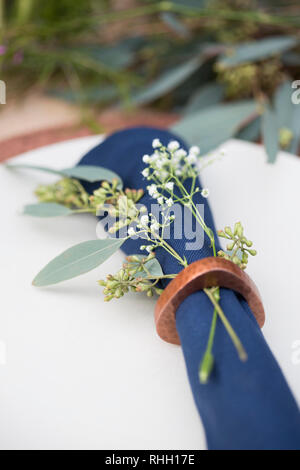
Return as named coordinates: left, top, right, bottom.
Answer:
left=154, top=257, right=265, bottom=345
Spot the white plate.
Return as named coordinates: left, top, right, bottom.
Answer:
left=0, top=135, right=299, bottom=450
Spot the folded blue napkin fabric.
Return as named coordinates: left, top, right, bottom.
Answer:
left=78, top=127, right=300, bottom=450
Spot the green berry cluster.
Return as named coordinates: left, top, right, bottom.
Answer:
left=89, top=180, right=144, bottom=233
left=89, top=179, right=121, bottom=208
left=107, top=191, right=144, bottom=234
left=35, top=178, right=90, bottom=209
left=98, top=253, right=163, bottom=301
left=35, top=177, right=144, bottom=226
left=90, top=179, right=143, bottom=209
left=217, top=222, right=257, bottom=270
left=279, top=127, right=294, bottom=149
left=216, top=58, right=283, bottom=99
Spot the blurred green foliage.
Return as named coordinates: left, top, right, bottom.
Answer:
left=0, top=0, right=300, bottom=160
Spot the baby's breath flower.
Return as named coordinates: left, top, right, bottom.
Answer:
left=142, top=154, right=151, bottom=163
left=147, top=184, right=158, bottom=197
left=156, top=170, right=168, bottom=182
left=186, top=153, right=197, bottom=165
left=142, top=168, right=149, bottom=177
left=174, top=149, right=187, bottom=158
left=152, top=138, right=162, bottom=148
left=165, top=182, right=174, bottom=191
left=128, top=227, right=136, bottom=237
left=140, top=215, right=149, bottom=226
left=201, top=188, right=210, bottom=198
left=166, top=197, right=174, bottom=207
left=190, top=145, right=200, bottom=155
left=150, top=221, right=159, bottom=231
left=155, top=159, right=164, bottom=169
left=168, top=140, right=180, bottom=151
left=157, top=196, right=164, bottom=205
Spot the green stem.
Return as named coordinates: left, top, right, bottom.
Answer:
left=205, top=309, right=218, bottom=354
left=204, top=287, right=247, bottom=361
left=174, top=177, right=217, bottom=256
left=72, top=208, right=96, bottom=214
left=199, top=308, right=217, bottom=384
left=0, top=0, right=4, bottom=45
left=6, top=4, right=300, bottom=40
left=15, top=0, right=35, bottom=25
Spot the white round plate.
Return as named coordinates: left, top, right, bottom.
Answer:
left=0, top=135, right=299, bottom=450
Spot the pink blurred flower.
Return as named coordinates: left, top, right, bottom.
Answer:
left=0, top=45, right=7, bottom=55
left=12, top=51, right=24, bottom=65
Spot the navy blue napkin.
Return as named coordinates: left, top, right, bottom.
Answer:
left=78, top=127, right=300, bottom=450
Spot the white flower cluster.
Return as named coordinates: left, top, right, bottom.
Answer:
left=126, top=208, right=176, bottom=254
left=141, top=139, right=201, bottom=207
left=141, top=139, right=200, bottom=184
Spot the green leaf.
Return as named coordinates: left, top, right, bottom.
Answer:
left=172, top=100, right=257, bottom=154
left=132, top=56, right=203, bottom=105
left=237, top=116, right=261, bottom=142
left=62, top=166, right=121, bottom=185
left=169, top=0, right=206, bottom=9
left=6, top=163, right=122, bottom=186
left=140, top=257, right=164, bottom=278
left=290, top=105, right=300, bottom=154
left=261, top=106, right=279, bottom=163
left=274, top=80, right=294, bottom=129
left=76, top=44, right=134, bottom=70
left=129, top=255, right=164, bottom=279
left=282, top=52, right=300, bottom=67
left=184, top=83, right=224, bottom=114
left=23, top=203, right=73, bottom=217
left=219, top=36, right=298, bottom=68
left=33, top=238, right=125, bottom=287
left=49, top=85, right=118, bottom=105
left=160, top=12, right=189, bottom=38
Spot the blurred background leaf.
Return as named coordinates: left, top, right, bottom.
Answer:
left=172, top=100, right=257, bottom=154
left=0, top=0, right=299, bottom=159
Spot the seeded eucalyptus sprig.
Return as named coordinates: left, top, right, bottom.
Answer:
left=217, top=222, right=257, bottom=270
left=99, top=253, right=166, bottom=301
left=35, top=178, right=91, bottom=209
left=34, top=176, right=144, bottom=223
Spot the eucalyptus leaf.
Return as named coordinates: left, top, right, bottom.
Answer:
left=132, top=256, right=164, bottom=279
left=184, top=83, right=224, bottom=114
left=23, top=203, right=73, bottom=218
left=132, top=56, right=203, bottom=105
left=33, top=238, right=125, bottom=287
left=49, top=85, right=118, bottom=104
left=62, top=165, right=122, bottom=185
left=6, top=163, right=122, bottom=186
left=160, top=12, right=189, bottom=38
left=282, top=52, right=300, bottom=67
left=219, top=36, right=298, bottom=68
left=77, top=45, right=133, bottom=70
left=237, top=117, right=261, bottom=142
left=169, top=0, right=206, bottom=9
left=143, top=257, right=164, bottom=278
left=274, top=80, right=294, bottom=129
left=261, top=106, right=279, bottom=163
left=290, top=105, right=300, bottom=154
left=172, top=100, right=257, bottom=154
